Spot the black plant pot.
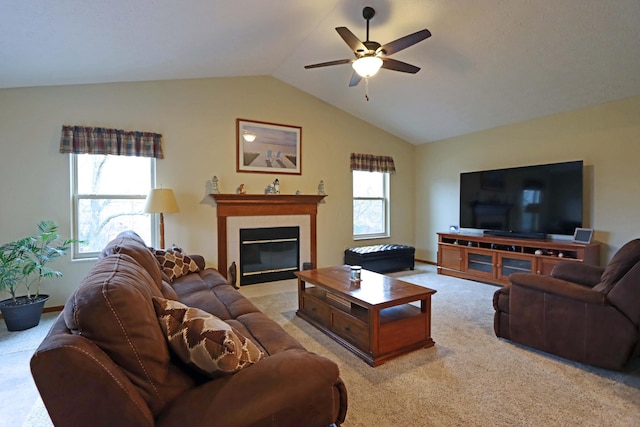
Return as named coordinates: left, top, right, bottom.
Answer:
left=0, top=294, right=50, bottom=331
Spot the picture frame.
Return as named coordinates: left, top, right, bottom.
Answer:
left=572, top=227, right=594, bottom=244
left=236, top=119, right=302, bottom=175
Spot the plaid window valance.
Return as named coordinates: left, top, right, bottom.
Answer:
left=59, top=125, right=164, bottom=158
left=350, top=153, right=396, bottom=174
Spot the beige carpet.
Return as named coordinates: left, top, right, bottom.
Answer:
left=22, top=266, right=640, bottom=426
left=248, top=267, right=640, bottom=427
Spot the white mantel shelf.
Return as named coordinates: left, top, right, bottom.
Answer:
left=211, top=194, right=327, bottom=279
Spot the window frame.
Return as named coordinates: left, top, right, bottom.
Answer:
left=352, top=170, right=390, bottom=240
left=70, top=154, right=156, bottom=260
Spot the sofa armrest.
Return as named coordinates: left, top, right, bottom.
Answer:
left=509, top=273, right=606, bottom=305
left=188, top=254, right=206, bottom=271
left=31, top=316, right=154, bottom=427
left=158, top=349, right=348, bottom=427
left=550, top=262, right=604, bottom=287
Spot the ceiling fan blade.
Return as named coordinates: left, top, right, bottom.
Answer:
left=381, top=58, right=421, bottom=74
left=379, top=29, right=431, bottom=56
left=349, top=71, right=362, bottom=87
left=336, top=27, right=367, bottom=53
left=304, top=58, right=353, bottom=69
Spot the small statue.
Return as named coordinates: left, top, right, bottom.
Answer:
left=273, top=179, right=280, bottom=194
left=318, top=180, right=326, bottom=203
left=318, top=180, right=326, bottom=195
left=237, top=184, right=246, bottom=194
left=228, top=261, right=238, bottom=289
left=210, top=176, right=220, bottom=194
left=265, top=184, right=274, bottom=194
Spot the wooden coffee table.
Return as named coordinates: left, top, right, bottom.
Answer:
left=296, top=265, right=436, bottom=366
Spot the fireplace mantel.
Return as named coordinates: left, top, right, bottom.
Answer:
left=212, top=194, right=326, bottom=279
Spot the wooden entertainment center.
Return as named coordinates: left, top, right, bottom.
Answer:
left=437, top=232, right=600, bottom=286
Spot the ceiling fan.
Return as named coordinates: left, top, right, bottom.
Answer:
left=304, top=6, right=431, bottom=88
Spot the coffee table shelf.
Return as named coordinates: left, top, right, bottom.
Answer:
left=296, top=265, right=436, bottom=366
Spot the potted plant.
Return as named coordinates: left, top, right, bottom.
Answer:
left=0, top=220, right=76, bottom=331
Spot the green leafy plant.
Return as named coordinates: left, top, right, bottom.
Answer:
left=0, top=220, right=76, bottom=304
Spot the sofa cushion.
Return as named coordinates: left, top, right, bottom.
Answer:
left=160, top=280, right=180, bottom=300
left=606, top=262, right=640, bottom=325
left=152, top=297, right=264, bottom=377
left=171, top=269, right=255, bottom=320
left=227, top=312, right=306, bottom=356
left=62, top=254, right=195, bottom=415
left=100, top=230, right=164, bottom=290
left=153, top=248, right=201, bottom=282
left=594, top=239, right=640, bottom=294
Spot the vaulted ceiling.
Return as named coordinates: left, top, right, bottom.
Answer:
left=2, top=0, right=639, bottom=144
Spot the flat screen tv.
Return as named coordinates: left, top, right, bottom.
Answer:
left=459, top=160, right=583, bottom=238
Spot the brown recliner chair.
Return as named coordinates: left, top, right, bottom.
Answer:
left=493, top=239, right=640, bottom=370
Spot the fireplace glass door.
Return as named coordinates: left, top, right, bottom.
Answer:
left=240, top=226, right=300, bottom=285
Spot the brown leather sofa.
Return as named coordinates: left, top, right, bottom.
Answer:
left=493, top=238, right=640, bottom=370
left=30, top=231, right=348, bottom=426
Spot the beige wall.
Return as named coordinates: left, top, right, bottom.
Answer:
left=415, top=96, right=640, bottom=265
left=3, top=76, right=637, bottom=308
left=0, top=76, right=416, bottom=306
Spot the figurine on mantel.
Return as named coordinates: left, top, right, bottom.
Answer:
left=209, top=176, right=220, bottom=194
left=273, top=179, right=280, bottom=194
left=237, top=184, right=246, bottom=194
left=265, top=183, right=275, bottom=194
left=318, top=180, right=326, bottom=203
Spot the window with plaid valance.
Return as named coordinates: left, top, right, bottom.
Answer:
left=59, top=125, right=164, bottom=158
left=350, top=153, right=396, bottom=174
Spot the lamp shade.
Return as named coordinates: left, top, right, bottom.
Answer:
left=352, top=56, right=383, bottom=78
left=144, top=188, right=179, bottom=213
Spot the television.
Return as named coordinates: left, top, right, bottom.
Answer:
left=459, top=160, right=583, bottom=239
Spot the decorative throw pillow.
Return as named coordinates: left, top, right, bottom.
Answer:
left=153, top=248, right=200, bottom=281
left=152, top=297, right=264, bottom=377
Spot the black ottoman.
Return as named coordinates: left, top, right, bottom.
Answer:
left=344, top=244, right=415, bottom=273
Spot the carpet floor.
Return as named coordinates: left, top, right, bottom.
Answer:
left=8, top=264, right=640, bottom=426
left=247, top=266, right=640, bottom=426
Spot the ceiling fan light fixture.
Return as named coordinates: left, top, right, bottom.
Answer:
left=352, top=56, right=383, bottom=78
left=304, top=6, right=430, bottom=87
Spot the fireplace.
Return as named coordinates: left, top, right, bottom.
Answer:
left=212, top=194, right=326, bottom=284
left=240, top=226, right=300, bottom=285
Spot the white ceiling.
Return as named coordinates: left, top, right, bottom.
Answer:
left=2, top=0, right=639, bottom=144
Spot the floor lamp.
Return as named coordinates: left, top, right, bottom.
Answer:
left=144, top=188, right=179, bottom=249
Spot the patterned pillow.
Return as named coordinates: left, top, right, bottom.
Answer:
left=152, top=297, right=264, bottom=377
left=153, top=248, right=200, bottom=281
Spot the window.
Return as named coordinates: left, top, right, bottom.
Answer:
left=353, top=170, right=389, bottom=239
left=71, top=154, right=155, bottom=259
left=521, top=188, right=542, bottom=232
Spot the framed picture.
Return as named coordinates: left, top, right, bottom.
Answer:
left=573, top=228, right=594, bottom=244
left=236, top=119, right=302, bottom=175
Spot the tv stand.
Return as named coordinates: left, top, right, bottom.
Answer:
left=437, top=232, right=600, bottom=286
left=483, top=230, right=547, bottom=240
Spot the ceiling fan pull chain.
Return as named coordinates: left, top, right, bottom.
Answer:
left=365, top=77, right=370, bottom=101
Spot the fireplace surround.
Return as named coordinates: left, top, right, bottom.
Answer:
left=212, top=194, right=326, bottom=283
